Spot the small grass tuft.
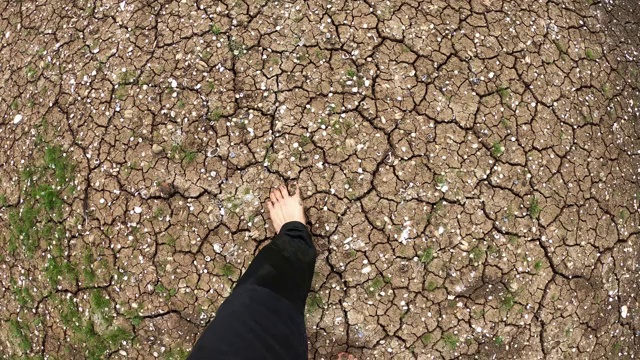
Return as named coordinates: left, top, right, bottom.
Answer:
left=365, top=276, right=385, bottom=297
left=299, top=135, right=312, bottom=147
left=494, top=335, right=504, bottom=346
left=564, top=327, right=573, bottom=337
left=130, top=316, right=142, bottom=327
left=201, top=50, right=212, bottom=60
left=497, top=86, right=510, bottom=101
left=114, top=86, right=128, bottom=100
left=611, top=341, right=622, bottom=354
left=169, top=144, right=198, bottom=165
left=153, top=207, right=166, bottom=218
left=305, top=292, right=323, bottom=314
left=420, top=247, right=434, bottom=264
left=209, top=108, right=223, bottom=122
left=529, top=196, right=541, bottom=219
left=470, top=246, right=485, bottom=264
left=118, top=70, right=136, bottom=85
left=183, top=150, right=197, bottom=164
left=25, top=65, right=37, bottom=78
left=228, top=38, right=246, bottom=57
left=163, top=347, right=190, bottom=360
left=502, top=294, right=515, bottom=311
left=421, top=333, right=432, bottom=345
left=426, top=280, right=437, bottom=292
left=331, top=120, right=344, bottom=135
left=210, top=24, right=222, bottom=35
left=471, top=308, right=485, bottom=319
left=442, top=333, right=458, bottom=350
left=602, top=83, right=613, bottom=99
left=491, top=141, right=505, bottom=158
left=220, top=263, right=236, bottom=278
left=618, top=208, right=629, bottom=221
left=82, top=250, right=97, bottom=284
left=154, top=283, right=177, bottom=299
left=534, top=260, right=543, bottom=271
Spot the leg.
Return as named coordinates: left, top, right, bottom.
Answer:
left=235, top=220, right=316, bottom=314
left=187, top=184, right=316, bottom=359
left=235, top=185, right=316, bottom=314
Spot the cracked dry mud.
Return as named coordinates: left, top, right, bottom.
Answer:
left=0, top=0, right=639, bottom=359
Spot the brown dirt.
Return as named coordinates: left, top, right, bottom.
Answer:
left=1, top=0, right=639, bottom=359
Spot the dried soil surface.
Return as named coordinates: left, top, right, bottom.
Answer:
left=1, top=0, right=639, bottom=359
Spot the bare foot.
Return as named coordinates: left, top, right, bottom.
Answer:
left=266, top=184, right=306, bottom=233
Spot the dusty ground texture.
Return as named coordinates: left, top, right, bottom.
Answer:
left=1, top=0, right=639, bottom=359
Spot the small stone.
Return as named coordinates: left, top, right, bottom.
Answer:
left=152, top=144, right=163, bottom=154
left=13, top=114, right=22, bottom=124
left=196, top=61, right=208, bottom=71
left=158, top=182, right=175, bottom=198
left=345, top=138, right=356, bottom=152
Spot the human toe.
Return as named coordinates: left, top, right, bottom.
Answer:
left=279, top=184, right=288, bottom=198
left=270, top=188, right=280, bottom=203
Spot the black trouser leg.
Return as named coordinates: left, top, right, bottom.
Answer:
left=234, top=221, right=317, bottom=314
left=187, top=221, right=317, bottom=360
